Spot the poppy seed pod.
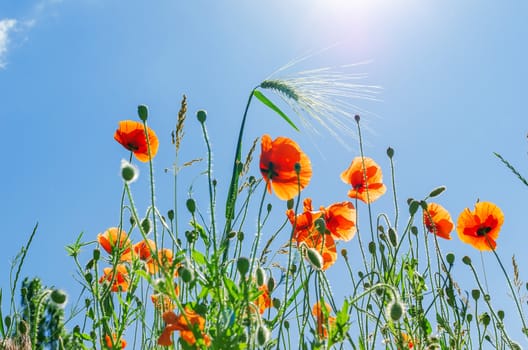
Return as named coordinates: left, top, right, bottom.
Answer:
left=120, top=159, right=139, bottom=183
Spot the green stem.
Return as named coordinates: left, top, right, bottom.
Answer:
left=224, top=88, right=257, bottom=237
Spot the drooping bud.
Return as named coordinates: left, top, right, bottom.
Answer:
left=186, top=198, right=196, bottom=214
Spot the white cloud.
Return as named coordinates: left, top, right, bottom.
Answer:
left=0, top=19, right=17, bottom=69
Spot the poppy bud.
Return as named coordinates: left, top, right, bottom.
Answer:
left=121, top=159, right=139, bottom=183
left=354, top=114, right=361, bottom=122
left=227, top=230, right=237, bottom=239
left=388, top=228, right=398, bottom=247
left=180, top=267, right=193, bottom=283
left=305, top=247, right=323, bottom=270
left=167, top=209, right=174, bottom=221
left=446, top=253, right=455, bottom=265
left=237, top=231, right=245, bottom=241
left=272, top=298, right=281, bottom=309
left=286, top=198, right=294, bottom=210
left=498, top=310, right=505, bottom=320
left=186, top=198, right=196, bottom=213
left=429, top=186, right=446, bottom=198
left=141, top=218, right=151, bottom=234
left=341, top=249, right=348, bottom=259
left=267, top=203, right=272, bottom=213
left=471, top=289, right=480, bottom=300
left=386, top=298, right=405, bottom=321
left=256, top=267, right=266, bottom=286
left=93, top=249, right=101, bottom=261
left=18, top=320, right=28, bottom=335
left=409, top=200, right=420, bottom=215
left=256, top=325, right=270, bottom=346
left=138, top=104, right=148, bottom=121
left=462, top=256, right=472, bottom=265
left=368, top=241, right=376, bottom=255
left=314, top=217, right=326, bottom=234
left=50, top=289, right=68, bottom=306
left=386, top=147, right=394, bottom=158
left=197, top=110, right=207, bottom=123
left=294, top=162, right=301, bottom=174
left=267, top=276, right=275, bottom=292
left=237, top=257, right=250, bottom=276
left=284, top=320, right=290, bottom=329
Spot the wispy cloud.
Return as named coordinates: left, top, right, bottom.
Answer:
left=0, top=0, right=63, bottom=69
left=0, top=19, right=18, bottom=69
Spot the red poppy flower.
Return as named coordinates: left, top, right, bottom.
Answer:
left=104, top=334, right=126, bottom=349
left=114, top=120, right=159, bottom=162
left=423, top=203, right=453, bottom=240
left=158, top=307, right=211, bottom=347
left=99, top=264, right=129, bottom=292
left=457, top=201, right=504, bottom=251
left=260, top=134, right=312, bottom=200
left=97, top=227, right=132, bottom=260
left=312, top=302, right=336, bottom=339
left=321, top=201, right=357, bottom=241
left=287, top=199, right=337, bottom=270
left=340, top=157, right=386, bottom=203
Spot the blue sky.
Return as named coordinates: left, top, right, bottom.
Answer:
left=1, top=0, right=528, bottom=345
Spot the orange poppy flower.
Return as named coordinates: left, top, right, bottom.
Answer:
left=133, top=239, right=156, bottom=260
left=114, top=120, right=159, bottom=162
left=255, top=284, right=271, bottom=315
left=104, top=334, right=126, bottom=349
left=151, top=290, right=179, bottom=311
left=287, top=199, right=337, bottom=270
left=259, top=134, right=312, bottom=200
left=340, top=157, right=386, bottom=203
left=457, top=201, right=504, bottom=251
left=145, top=248, right=174, bottom=275
left=321, top=201, right=357, bottom=241
left=312, top=302, right=336, bottom=338
left=423, top=203, right=453, bottom=240
left=158, top=307, right=211, bottom=347
left=99, top=264, right=129, bottom=292
left=399, top=333, right=414, bottom=349
left=97, top=227, right=132, bottom=260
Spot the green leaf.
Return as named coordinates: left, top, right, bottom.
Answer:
left=192, top=249, right=207, bottom=266
left=253, top=90, right=299, bottom=131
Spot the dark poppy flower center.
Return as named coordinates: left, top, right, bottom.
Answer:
left=476, top=226, right=491, bottom=236
left=127, top=142, right=139, bottom=151
left=261, top=162, right=279, bottom=179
